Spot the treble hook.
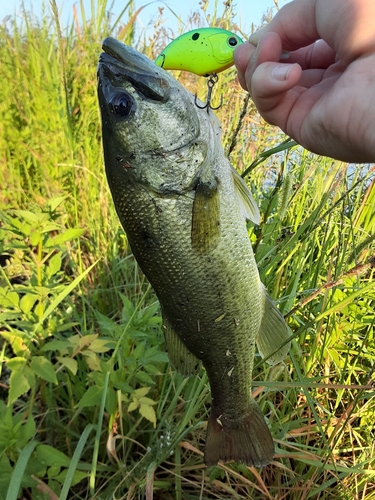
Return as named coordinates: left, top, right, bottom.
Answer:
left=195, top=73, right=223, bottom=112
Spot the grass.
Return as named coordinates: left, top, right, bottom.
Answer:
left=0, top=0, right=375, bottom=498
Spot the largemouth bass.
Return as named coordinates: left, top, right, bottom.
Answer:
left=97, top=37, right=291, bottom=467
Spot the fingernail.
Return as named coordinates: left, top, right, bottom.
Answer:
left=271, top=64, right=292, bottom=81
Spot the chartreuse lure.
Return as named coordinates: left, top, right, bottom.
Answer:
left=155, top=27, right=243, bottom=76
left=155, top=27, right=243, bottom=110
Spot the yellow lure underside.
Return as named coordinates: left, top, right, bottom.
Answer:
left=155, top=27, right=243, bottom=76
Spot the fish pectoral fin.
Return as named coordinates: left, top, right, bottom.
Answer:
left=256, top=290, right=291, bottom=365
left=191, top=177, right=220, bottom=253
left=163, top=317, right=201, bottom=376
left=232, top=168, right=260, bottom=225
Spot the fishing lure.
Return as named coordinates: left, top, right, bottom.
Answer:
left=155, top=27, right=243, bottom=76
left=155, top=27, right=243, bottom=110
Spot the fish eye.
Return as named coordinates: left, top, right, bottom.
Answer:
left=192, top=32, right=200, bottom=41
left=110, top=92, right=134, bottom=117
left=228, top=36, right=239, bottom=47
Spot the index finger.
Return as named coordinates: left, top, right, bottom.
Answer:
left=249, top=0, right=319, bottom=52
left=249, top=0, right=375, bottom=64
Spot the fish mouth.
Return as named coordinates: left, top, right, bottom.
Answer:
left=98, top=37, right=202, bottom=156
left=98, top=37, right=171, bottom=102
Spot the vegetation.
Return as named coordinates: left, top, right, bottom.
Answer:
left=0, top=0, right=374, bottom=498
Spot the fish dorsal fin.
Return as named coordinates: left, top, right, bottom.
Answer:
left=256, top=289, right=291, bottom=365
left=191, top=176, right=220, bottom=253
left=163, top=316, right=201, bottom=376
left=232, top=168, right=260, bottom=225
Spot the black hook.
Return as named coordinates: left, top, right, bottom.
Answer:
left=195, top=73, right=223, bottom=112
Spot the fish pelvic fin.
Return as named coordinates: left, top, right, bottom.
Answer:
left=163, top=316, right=201, bottom=376
left=256, top=290, right=291, bottom=365
left=204, top=399, right=274, bottom=467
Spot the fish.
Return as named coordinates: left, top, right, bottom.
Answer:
left=97, top=37, right=291, bottom=467
left=155, top=27, right=243, bottom=76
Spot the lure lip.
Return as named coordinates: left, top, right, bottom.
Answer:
left=155, top=53, right=165, bottom=68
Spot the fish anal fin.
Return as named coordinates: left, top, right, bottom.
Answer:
left=163, top=317, right=201, bottom=376
left=232, top=168, right=260, bottom=225
left=256, top=290, right=291, bottom=365
left=191, top=178, right=220, bottom=253
left=204, top=399, right=274, bottom=467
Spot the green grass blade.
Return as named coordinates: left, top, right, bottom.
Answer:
left=34, top=259, right=100, bottom=331
left=60, top=424, right=96, bottom=500
left=89, top=371, right=110, bottom=496
left=5, top=441, right=39, bottom=500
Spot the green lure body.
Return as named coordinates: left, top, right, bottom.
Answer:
left=155, top=27, right=243, bottom=76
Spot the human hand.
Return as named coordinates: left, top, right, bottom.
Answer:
left=234, top=0, right=375, bottom=163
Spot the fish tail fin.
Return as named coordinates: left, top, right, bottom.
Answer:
left=204, top=399, right=274, bottom=467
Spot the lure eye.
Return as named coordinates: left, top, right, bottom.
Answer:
left=110, top=92, right=134, bottom=117
left=192, top=32, right=200, bottom=41
left=228, top=36, right=239, bottom=47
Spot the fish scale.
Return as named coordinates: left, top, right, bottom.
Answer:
left=97, top=37, right=291, bottom=467
left=129, top=198, right=262, bottom=427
